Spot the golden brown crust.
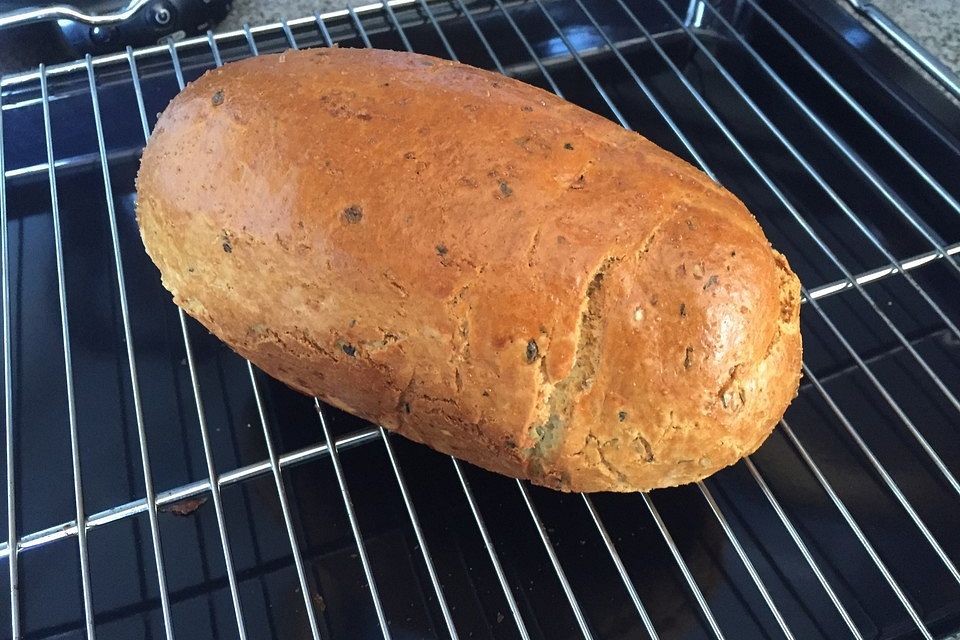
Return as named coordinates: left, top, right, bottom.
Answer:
left=136, top=47, right=801, bottom=492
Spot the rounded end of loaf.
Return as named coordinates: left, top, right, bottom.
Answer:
left=524, top=204, right=802, bottom=493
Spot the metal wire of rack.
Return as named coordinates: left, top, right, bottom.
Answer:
left=0, top=0, right=959, bottom=639
left=840, top=0, right=960, bottom=104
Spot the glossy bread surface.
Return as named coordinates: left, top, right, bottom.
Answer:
left=136, top=47, right=801, bottom=492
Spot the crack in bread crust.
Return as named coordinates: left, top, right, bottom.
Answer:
left=527, top=255, right=621, bottom=467
left=526, top=205, right=688, bottom=484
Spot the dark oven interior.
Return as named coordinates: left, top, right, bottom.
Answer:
left=1, top=0, right=959, bottom=638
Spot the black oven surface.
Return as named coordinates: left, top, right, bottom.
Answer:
left=0, top=1, right=959, bottom=639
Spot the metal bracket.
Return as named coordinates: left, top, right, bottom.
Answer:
left=0, top=0, right=150, bottom=30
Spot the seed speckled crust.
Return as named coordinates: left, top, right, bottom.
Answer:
left=136, top=47, right=801, bottom=492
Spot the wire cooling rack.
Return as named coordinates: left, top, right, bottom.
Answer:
left=0, top=1, right=959, bottom=638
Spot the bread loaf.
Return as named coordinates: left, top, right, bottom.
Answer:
left=136, top=47, right=801, bottom=492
